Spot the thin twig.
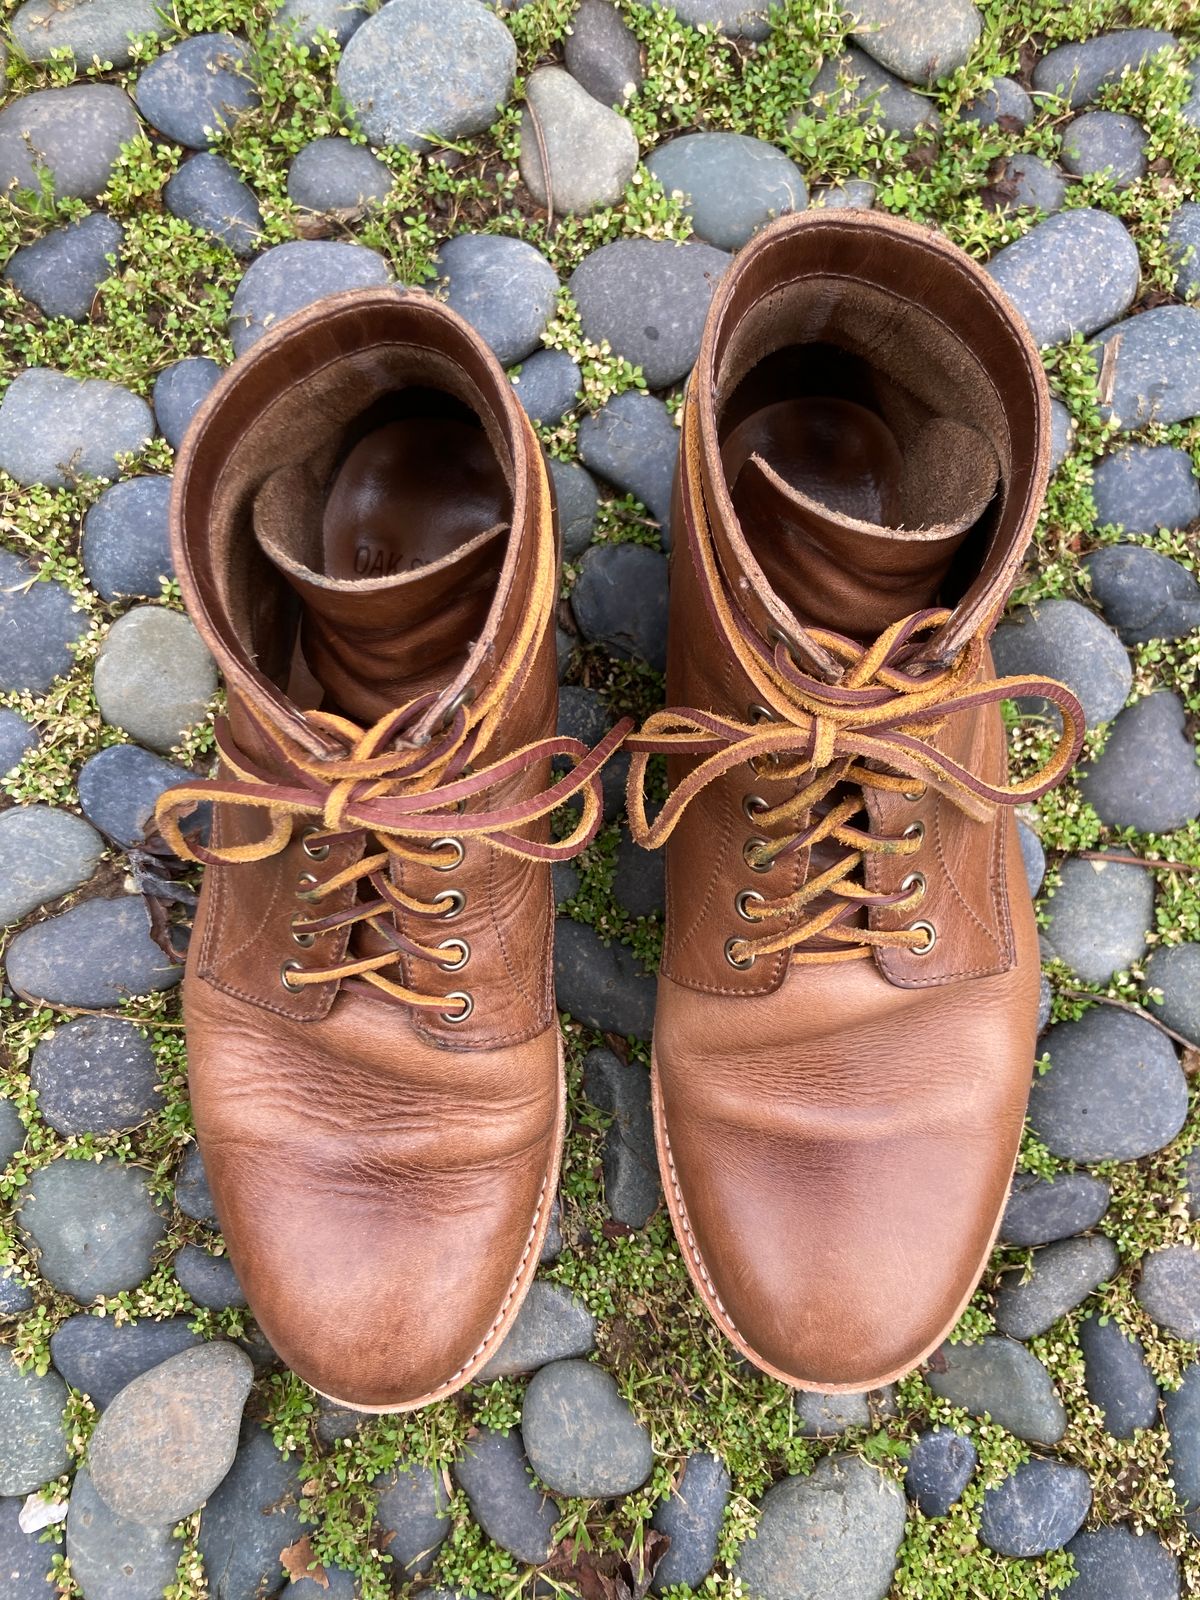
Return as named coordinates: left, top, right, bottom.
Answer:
left=524, top=93, right=554, bottom=231
left=1076, top=849, right=1200, bottom=873
left=1057, top=986, right=1197, bottom=1054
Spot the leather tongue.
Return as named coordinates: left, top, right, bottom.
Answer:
left=252, top=457, right=506, bottom=724
left=724, top=402, right=1001, bottom=639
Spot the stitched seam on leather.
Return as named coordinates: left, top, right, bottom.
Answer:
left=660, top=1116, right=746, bottom=1342
left=488, top=845, right=543, bottom=1023
left=931, top=791, right=1003, bottom=967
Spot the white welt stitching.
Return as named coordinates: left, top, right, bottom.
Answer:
left=659, top=1118, right=743, bottom=1339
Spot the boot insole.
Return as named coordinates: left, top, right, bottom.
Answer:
left=321, top=417, right=510, bottom=581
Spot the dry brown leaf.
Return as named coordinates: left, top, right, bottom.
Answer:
left=280, top=1534, right=328, bottom=1588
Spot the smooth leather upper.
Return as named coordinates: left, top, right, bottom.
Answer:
left=654, top=211, right=1052, bottom=1389
left=170, top=290, right=564, bottom=1408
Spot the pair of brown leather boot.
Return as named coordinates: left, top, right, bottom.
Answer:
left=159, top=212, right=1082, bottom=1411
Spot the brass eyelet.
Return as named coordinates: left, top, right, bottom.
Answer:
left=742, top=793, right=769, bottom=822
left=439, top=685, right=476, bottom=731
left=900, top=872, right=926, bottom=899
left=903, top=784, right=927, bottom=803
left=434, top=888, right=467, bottom=919
left=296, top=871, right=320, bottom=902
left=748, top=703, right=777, bottom=723
left=909, top=920, right=937, bottom=956
left=436, top=937, right=470, bottom=972
left=289, top=913, right=316, bottom=948
left=725, top=937, right=756, bottom=970
left=442, top=991, right=474, bottom=1024
left=736, top=889, right=765, bottom=922
left=768, top=625, right=800, bottom=661
left=300, top=826, right=331, bottom=861
left=903, top=821, right=925, bottom=846
left=743, top=837, right=774, bottom=873
left=280, top=959, right=305, bottom=992
left=431, top=837, right=465, bottom=871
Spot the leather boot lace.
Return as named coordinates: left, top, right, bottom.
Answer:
left=158, top=696, right=630, bottom=1014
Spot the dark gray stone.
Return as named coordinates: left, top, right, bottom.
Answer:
left=991, top=599, right=1132, bottom=729
left=564, top=0, right=643, bottom=107
left=961, top=75, right=1032, bottom=127
left=1079, top=691, right=1200, bottom=833
left=0, top=85, right=141, bottom=203
left=1168, top=201, right=1200, bottom=298
left=1136, top=1246, right=1200, bottom=1340
left=733, top=1454, right=906, bottom=1600
left=994, top=1234, right=1119, bottom=1340
left=570, top=238, right=730, bottom=390
left=67, top=1464, right=183, bottom=1600
left=810, top=178, right=878, bottom=210
left=0, top=1267, right=34, bottom=1314
left=88, top=1342, right=254, bottom=1527
left=453, top=1427, right=557, bottom=1564
left=0, top=709, right=38, bottom=775
left=521, top=65, right=639, bottom=216
left=985, top=209, right=1140, bottom=348
left=270, top=0, right=368, bottom=46
left=646, top=0, right=768, bottom=40
left=979, top=1459, right=1091, bottom=1557
left=0, top=1097, right=25, bottom=1170
left=548, top=458, right=598, bottom=559
left=849, top=0, right=980, bottom=85
left=175, top=1243, right=247, bottom=1311
left=0, top=1350, right=69, bottom=1494
left=572, top=543, right=667, bottom=671
left=17, top=1156, right=166, bottom=1301
left=198, top=1423, right=305, bottom=1600
left=1166, top=1362, right=1200, bottom=1535
left=613, top=831, right=664, bottom=919
left=10, top=0, right=171, bottom=65
left=645, top=132, right=806, bottom=251
left=3, top=213, right=123, bottom=322
left=806, top=46, right=941, bottom=137
left=577, top=390, right=678, bottom=542
left=557, top=684, right=611, bottom=748
left=338, top=0, right=516, bottom=153
left=1061, top=110, right=1148, bottom=188
left=83, top=476, right=174, bottom=601
left=0, top=551, right=88, bottom=693
left=0, top=1489, right=57, bottom=1598
left=541, top=1195, right=563, bottom=1265
left=1017, top=821, right=1045, bottom=897
left=554, top=917, right=656, bottom=1038
left=1040, top=852, right=1154, bottom=986
left=287, top=137, right=391, bottom=213
left=165, top=153, right=263, bottom=257
left=50, top=1314, right=203, bottom=1409
left=991, top=153, right=1068, bottom=215
left=6, top=895, right=181, bottom=1009
left=152, top=357, right=222, bottom=452
left=522, top=1358, right=653, bottom=1496
left=94, top=605, right=217, bottom=752
left=0, top=368, right=153, bottom=489
left=478, top=1280, right=595, bottom=1377
left=924, top=1336, right=1066, bottom=1444
left=1033, top=28, right=1179, bottom=109
left=78, top=743, right=197, bottom=850
left=176, top=1142, right=218, bottom=1225
left=0, top=805, right=104, bottom=926
left=1065, top=1524, right=1180, bottom=1600
left=134, top=33, right=259, bottom=150
left=1049, top=397, right=1075, bottom=471
left=651, top=1451, right=729, bottom=1592
left=1029, top=1009, right=1188, bottom=1163
left=1146, top=943, right=1200, bottom=1047
left=1000, top=1171, right=1110, bottom=1247
left=373, top=1461, right=450, bottom=1579
left=1079, top=1315, right=1159, bottom=1439
left=512, top=349, right=580, bottom=426
left=435, top=234, right=558, bottom=366
left=31, top=1017, right=158, bottom=1136
left=1092, top=445, right=1200, bottom=538
left=793, top=1389, right=875, bottom=1435
left=1093, top=305, right=1200, bottom=431
left=904, top=1428, right=976, bottom=1517
left=229, top=239, right=391, bottom=356
left=583, top=1047, right=660, bottom=1228
left=1086, top=544, right=1200, bottom=646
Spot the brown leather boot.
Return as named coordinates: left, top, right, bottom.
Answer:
left=627, top=212, right=1084, bottom=1392
left=156, top=290, right=623, bottom=1410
